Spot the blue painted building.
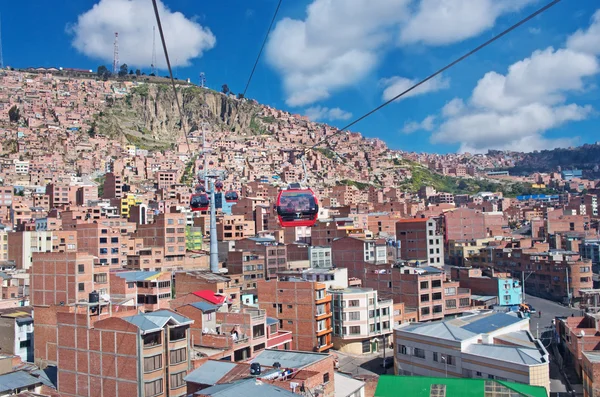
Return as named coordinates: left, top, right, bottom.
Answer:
left=496, top=277, right=523, bottom=306
left=561, top=169, right=583, bottom=181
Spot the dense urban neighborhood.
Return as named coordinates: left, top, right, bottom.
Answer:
left=0, top=65, right=598, bottom=397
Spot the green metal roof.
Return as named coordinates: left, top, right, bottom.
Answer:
left=374, top=376, right=547, bottom=397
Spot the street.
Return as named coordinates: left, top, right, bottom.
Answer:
left=523, top=294, right=582, bottom=396
left=335, top=350, right=393, bottom=378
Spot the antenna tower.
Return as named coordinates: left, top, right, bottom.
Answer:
left=112, top=32, right=119, bottom=75
left=199, top=72, right=206, bottom=88
left=151, top=26, right=157, bottom=76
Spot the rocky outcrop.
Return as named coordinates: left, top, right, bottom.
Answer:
left=96, top=84, right=260, bottom=148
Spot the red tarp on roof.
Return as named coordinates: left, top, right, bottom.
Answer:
left=192, top=290, right=226, bottom=305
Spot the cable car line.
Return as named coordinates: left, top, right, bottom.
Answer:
left=151, top=0, right=192, bottom=154
left=301, top=0, right=563, bottom=158
left=242, top=0, right=283, bottom=98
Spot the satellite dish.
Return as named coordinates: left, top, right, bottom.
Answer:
left=578, top=330, right=586, bottom=338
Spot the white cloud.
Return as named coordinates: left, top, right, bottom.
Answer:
left=566, top=10, right=600, bottom=55
left=266, top=0, right=536, bottom=107
left=430, top=12, right=600, bottom=153
left=400, top=0, right=535, bottom=45
left=69, top=0, right=216, bottom=69
left=265, top=0, right=412, bottom=107
left=305, top=106, right=353, bottom=122
left=381, top=75, right=450, bottom=102
left=402, top=115, right=436, bottom=134
left=528, top=27, right=541, bottom=35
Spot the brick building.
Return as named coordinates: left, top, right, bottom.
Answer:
left=396, top=218, right=444, bottom=265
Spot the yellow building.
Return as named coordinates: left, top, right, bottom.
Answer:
left=532, top=183, right=546, bottom=189
left=447, top=237, right=498, bottom=266
left=120, top=194, right=142, bottom=217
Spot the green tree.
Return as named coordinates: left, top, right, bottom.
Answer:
left=96, top=65, right=108, bottom=77
left=135, top=69, right=141, bottom=76
left=119, top=63, right=128, bottom=77
left=8, top=105, right=20, bottom=123
left=129, top=69, right=134, bottom=75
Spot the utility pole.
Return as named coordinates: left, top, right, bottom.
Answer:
left=565, top=266, right=571, bottom=307
left=522, top=271, right=525, bottom=303
left=112, top=32, right=119, bottom=75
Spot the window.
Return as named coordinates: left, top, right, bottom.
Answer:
left=432, top=280, right=441, bottom=288
left=111, top=237, right=119, bottom=243
left=433, top=352, right=438, bottom=362
left=94, top=273, right=108, bottom=284
left=170, top=327, right=186, bottom=341
left=170, top=371, right=186, bottom=389
left=442, top=354, right=455, bottom=366
left=99, top=237, right=107, bottom=244
left=349, top=326, right=361, bottom=335
left=111, top=248, right=119, bottom=254
left=421, top=307, right=430, bottom=316
left=476, top=371, right=482, bottom=377
left=459, top=298, right=470, bottom=307
left=78, top=283, right=85, bottom=292
left=444, top=287, right=456, bottom=296
left=99, top=248, right=108, bottom=254
left=78, top=264, right=85, bottom=273
left=432, top=292, right=442, bottom=300
left=362, top=340, right=371, bottom=354
left=144, top=354, right=162, bottom=373
left=368, top=310, right=375, bottom=318
left=349, top=312, right=360, bottom=321
left=348, top=300, right=359, bottom=307
left=420, top=281, right=429, bottom=289
left=143, top=332, right=161, bottom=347
left=430, top=384, right=446, bottom=397
left=170, top=348, right=186, bottom=364
left=144, top=379, right=163, bottom=397
left=420, top=294, right=430, bottom=302
left=398, top=344, right=407, bottom=355
left=19, top=340, right=30, bottom=348
left=323, top=373, right=330, bottom=384
left=413, top=347, right=425, bottom=359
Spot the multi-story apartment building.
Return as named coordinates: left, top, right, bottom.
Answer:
left=395, top=311, right=550, bottom=392
left=110, top=271, right=172, bottom=311
left=8, top=230, right=53, bottom=270
left=396, top=218, right=444, bottom=266
left=76, top=222, right=124, bottom=268
left=308, top=246, right=333, bottom=269
left=235, top=237, right=287, bottom=279
left=447, top=238, right=497, bottom=267
left=30, top=252, right=97, bottom=306
left=136, top=212, right=187, bottom=268
left=470, top=247, right=593, bottom=302
left=257, top=277, right=333, bottom=352
left=330, top=287, right=394, bottom=355
left=46, top=183, right=73, bottom=207
left=102, top=172, right=123, bottom=199
left=37, top=304, right=193, bottom=397
left=156, top=170, right=177, bottom=190
left=217, top=215, right=255, bottom=241
left=0, top=307, right=34, bottom=363
left=451, top=267, right=522, bottom=306
left=226, top=250, right=264, bottom=290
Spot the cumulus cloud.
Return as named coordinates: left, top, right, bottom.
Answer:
left=402, top=115, right=436, bottom=134
left=566, top=10, right=600, bottom=55
left=266, top=0, right=532, bottom=107
left=400, top=0, right=535, bottom=45
left=69, top=0, right=216, bottom=69
left=381, top=75, right=450, bottom=102
left=429, top=13, right=600, bottom=153
left=305, top=106, right=353, bottom=122
left=266, top=0, right=411, bottom=107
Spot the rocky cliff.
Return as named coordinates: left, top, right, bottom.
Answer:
left=96, top=84, right=260, bottom=149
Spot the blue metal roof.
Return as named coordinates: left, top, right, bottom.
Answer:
left=252, top=350, right=328, bottom=369
left=462, top=312, right=522, bottom=334
left=0, top=371, right=44, bottom=393
left=185, top=361, right=237, bottom=385
left=195, top=378, right=298, bottom=397
left=190, top=301, right=219, bottom=313
left=114, top=271, right=163, bottom=282
left=266, top=317, right=279, bottom=326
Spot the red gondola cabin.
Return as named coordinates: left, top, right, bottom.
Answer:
left=224, top=190, right=239, bottom=203
left=276, top=186, right=319, bottom=227
left=190, top=193, right=209, bottom=212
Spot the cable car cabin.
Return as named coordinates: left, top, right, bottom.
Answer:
left=194, top=184, right=205, bottom=193
left=215, top=181, right=223, bottom=192
left=224, top=190, right=238, bottom=203
left=276, top=188, right=319, bottom=227
left=190, top=193, right=210, bottom=212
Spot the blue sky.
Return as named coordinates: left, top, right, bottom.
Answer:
left=2, top=0, right=599, bottom=154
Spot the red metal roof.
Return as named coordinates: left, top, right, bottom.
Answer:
left=192, top=290, right=226, bottom=305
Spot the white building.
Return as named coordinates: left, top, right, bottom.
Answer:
left=394, top=310, right=550, bottom=392
left=330, top=287, right=394, bottom=355
left=13, top=160, right=30, bottom=175
left=309, top=246, right=333, bottom=269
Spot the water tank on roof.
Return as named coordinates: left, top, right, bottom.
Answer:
left=250, top=362, right=261, bottom=376
left=89, top=290, right=99, bottom=303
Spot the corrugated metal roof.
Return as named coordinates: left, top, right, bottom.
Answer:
left=266, top=317, right=278, bottom=326
left=195, top=378, right=298, bottom=397
left=114, top=271, right=163, bottom=282
left=185, top=361, right=237, bottom=385
left=252, top=350, right=328, bottom=369
left=464, top=344, right=545, bottom=365
left=400, top=322, right=477, bottom=341
left=0, top=371, right=43, bottom=393
left=461, top=312, right=522, bottom=334
left=122, top=310, right=192, bottom=334
left=190, top=302, right=219, bottom=313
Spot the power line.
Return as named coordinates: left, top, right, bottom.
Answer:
left=242, top=0, right=283, bottom=97
left=151, top=0, right=192, bottom=154
left=305, top=0, right=563, bottom=155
